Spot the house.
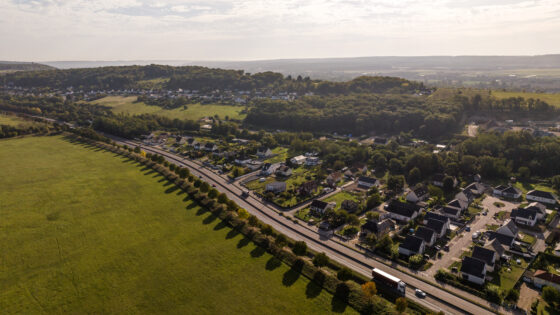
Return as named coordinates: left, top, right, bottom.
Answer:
left=414, top=226, right=437, bottom=247
left=203, top=143, right=218, bottom=152
left=351, top=163, right=368, bottom=175
left=305, top=156, right=320, bottom=166
left=423, top=212, right=451, bottom=228
left=398, top=235, right=425, bottom=256
left=310, top=200, right=335, bottom=215
left=256, top=147, right=272, bottom=158
left=298, top=181, right=318, bottom=196
left=341, top=199, right=359, bottom=213
left=448, top=198, right=468, bottom=211
left=361, top=219, right=393, bottom=238
left=533, top=270, right=560, bottom=291
left=275, top=165, right=293, bottom=177
left=526, top=190, right=558, bottom=205
left=441, top=205, right=462, bottom=219
left=472, top=246, right=498, bottom=272
left=426, top=219, right=448, bottom=238
left=455, top=189, right=474, bottom=205
left=265, top=182, right=287, bottom=194
left=510, top=208, right=538, bottom=226
left=494, top=185, right=522, bottom=199
left=186, top=138, right=199, bottom=147
left=406, top=186, right=430, bottom=203
left=496, top=219, right=519, bottom=238
left=461, top=256, right=487, bottom=285
left=487, top=231, right=515, bottom=247
left=525, top=202, right=547, bottom=220
left=484, top=239, right=506, bottom=259
left=432, top=174, right=457, bottom=188
left=385, top=200, right=420, bottom=222
left=261, top=163, right=280, bottom=176
left=464, top=182, right=486, bottom=196
left=373, top=137, right=388, bottom=145
left=175, top=136, right=187, bottom=145
left=343, top=169, right=354, bottom=179
left=326, top=172, right=342, bottom=187
left=357, top=176, right=380, bottom=189
left=290, top=155, right=307, bottom=165
left=234, top=156, right=252, bottom=166
left=246, top=160, right=263, bottom=171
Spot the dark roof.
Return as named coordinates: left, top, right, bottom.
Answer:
left=448, top=199, right=467, bottom=210
left=472, top=246, right=496, bottom=266
left=465, top=182, right=484, bottom=193
left=341, top=199, right=359, bottom=211
left=534, top=270, right=560, bottom=285
left=511, top=208, right=538, bottom=220
left=412, top=186, right=429, bottom=197
left=310, top=199, right=329, bottom=210
left=494, top=184, right=507, bottom=191
left=414, top=226, right=435, bottom=243
left=484, top=239, right=505, bottom=257
left=487, top=231, right=515, bottom=247
left=399, top=235, right=424, bottom=252
left=361, top=220, right=392, bottom=235
left=501, top=186, right=521, bottom=195
left=426, top=219, right=445, bottom=235
left=527, top=190, right=556, bottom=199
left=386, top=200, right=420, bottom=218
left=442, top=206, right=461, bottom=216
left=432, top=173, right=446, bottom=182
left=461, top=256, right=486, bottom=278
left=361, top=221, right=377, bottom=233
left=358, top=176, right=378, bottom=184
left=424, top=212, right=450, bottom=223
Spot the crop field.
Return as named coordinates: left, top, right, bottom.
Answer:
left=0, top=135, right=355, bottom=314
left=491, top=90, right=560, bottom=107
left=90, top=96, right=247, bottom=121
left=0, top=113, right=38, bottom=127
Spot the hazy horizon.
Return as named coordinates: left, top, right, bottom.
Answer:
left=1, top=0, right=560, bottom=61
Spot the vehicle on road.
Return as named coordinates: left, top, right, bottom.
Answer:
left=415, top=289, right=426, bottom=298
left=465, top=226, right=471, bottom=232
left=212, top=184, right=216, bottom=187
left=444, top=245, right=450, bottom=251
left=372, top=268, right=406, bottom=295
left=241, top=189, right=249, bottom=198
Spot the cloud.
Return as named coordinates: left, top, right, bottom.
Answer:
left=0, top=0, right=559, bottom=60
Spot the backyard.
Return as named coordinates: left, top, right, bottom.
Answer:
left=0, top=135, right=355, bottom=314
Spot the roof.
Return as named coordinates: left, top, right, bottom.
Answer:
left=424, top=212, right=450, bottom=223
left=361, top=221, right=377, bottom=232
left=534, top=270, right=560, bottom=285
left=487, top=231, right=515, bottom=247
left=484, top=238, right=505, bottom=257
left=341, top=199, right=359, bottom=211
left=448, top=199, right=467, bottom=210
left=511, top=208, right=538, bottom=220
left=358, top=176, right=378, bottom=184
left=499, top=219, right=519, bottom=236
left=465, top=182, right=485, bottom=194
left=399, top=235, right=425, bottom=252
left=361, top=220, right=392, bottom=234
left=527, top=190, right=557, bottom=200
left=501, top=186, right=521, bottom=195
left=310, top=199, right=329, bottom=210
left=461, top=256, right=486, bottom=278
left=414, top=226, right=436, bottom=243
left=527, top=202, right=547, bottom=212
left=442, top=205, right=461, bottom=216
left=456, top=189, right=474, bottom=202
left=386, top=200, right=420, bottom=218
left=412, top=186, right=429, bottom=197
left=494, top=184, right=508, bottom=191
left=426, top=219, right=445, bottom=234
left=472, top=246, right=496, bottom=266
left=266, top=181, right=286, bottom=188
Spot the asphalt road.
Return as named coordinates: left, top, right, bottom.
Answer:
left=111, top=136, right=501, bottom=315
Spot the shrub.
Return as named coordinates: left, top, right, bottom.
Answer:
left=292, top=241, right=307, bottom=256
left=409, top=254, right=424, bottom=268
left=361, top=281, right=377, bottom=298
left=275, top=233, right=288, bottom=247
left=248, top=215, right=259, bottom=226
left=237, top=208, right=250, bottom=220
left=543, top=286, right=560, bottom=307
left=337, top=267, right=353, bottom=281
left=395, top=297, right=407, bottom=313
left=312, top=252, right=329, bottom=268
left=262, top=224, right=274, bottom=236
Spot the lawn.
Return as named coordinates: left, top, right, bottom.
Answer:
left=491, top=90, right=560, bottom=108
left=90, top=96, right=247, bottom=121
left=488, top=257, right=528, bottom=293
left=265, top=147, right=290, bottom=164
left=513, top=181, right=556, bottom=194
left=0, top=135, right=355, bottom=314
left=322, top=191, right=362, bottom=212
left=519, top=232, right=537, bottom=245
left=0, top=113, right=38, bottom=127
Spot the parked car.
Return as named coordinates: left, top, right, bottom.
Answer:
left=451, top=267, right=458, bottom=273
left=415, top=289, right=426, bottom=298
left=443, top=245, right=450, bottom=251
left=465, top=226, right=471, bottom=232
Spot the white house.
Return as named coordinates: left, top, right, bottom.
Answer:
left=461, top=256, right=487, bottom=285
left=310, top=200, right=335, bottom=215
left=357, top=176, right=380, bottom=189
left=496, top=219, right=519, bottom=238
left=526, top=190, right=558, bottom=205
left=406, top=186, right=429, bottom=203
left=471, top=246, right=498, bottom=272
left=510, top=208, right=538, bottom=227
left=385, top=200, right=420, bottom=223
left=398, top=235, right=425, bottom=256
left=261, top=163, right=280, bottom=176
left=290, top=155, right=307, bottom=165
left=305, top=156, right=320, bottom=166
left=275, top=165, right=293, bottom=177
left=525, top=202, right=547, bottom=220
left=257, top=147, right=272, bottom=158
left=265, top=182, right=286, bottom=193
left=414, top=226, right=437, bottom=247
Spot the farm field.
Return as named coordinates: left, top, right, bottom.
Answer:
left=0, top=113, right=38, bottom=127
left=89, top=96, right=247, bottom=120
left=0, top=135, right=355, bottom=314
left=491, top=90, right=560, bottom=107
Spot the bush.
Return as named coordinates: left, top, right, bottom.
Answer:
left=312, top=252, right=329, bottom=268
left=275, top=233, right=288, bottom=247
left=409, top=254, right=424, bottom=268
left=292, top=241, right=307, bottom=256
left=543, top=286, right=560, bottom=307
left=262, top=224, right=274, bottom=236
left=337, top=267, right=353, bottom=281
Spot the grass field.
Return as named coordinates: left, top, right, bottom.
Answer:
left=90, top=96, right=247, bottom=121
left=491, top=90, right=560, bottom=107
left=322, top=191, right=361, bottom=212
left=0, top=135, right=355, bottom=314
left=0, top=113, right=37, bottom=127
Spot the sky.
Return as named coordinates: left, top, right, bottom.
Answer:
left=1, top=0, right=559, bottom=61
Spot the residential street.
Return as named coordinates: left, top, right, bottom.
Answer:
left=110, top=135, right=520, bottom=315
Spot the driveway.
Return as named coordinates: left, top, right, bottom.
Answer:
left=427, top=196, right=519, bottom=275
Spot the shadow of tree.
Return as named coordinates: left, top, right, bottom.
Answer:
left=165, top=185, right=179, bottom=194
left=265, top=257, right=282, bottom=271
left=306, top=271, right=325, bottom=299
left=237, top=237, right=250, bottom=248
left=202, top=214, right=217, bottom=225
left=250, top=246, right=266, bottom=258
left=214, top=221, right=227, bottom=231
left=226, top=228, right=240, bottom=239
left=282, top=259, right=303, bottom=287
left=196, top=208, right=207, bottom=216
left=331, top=283, right=349, bottom=313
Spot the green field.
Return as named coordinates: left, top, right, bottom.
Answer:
left=491, top=90, right=560, bottom=107
left=0, top=135, right=355, bottom=314
left=0, top=113, right=37, bottom=127
left=90, top=96, right=247, bottom=121
left=322, top=191, right=362, bottom=212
